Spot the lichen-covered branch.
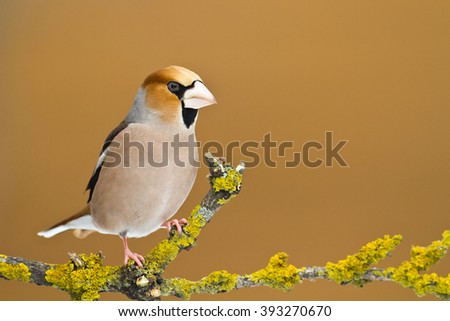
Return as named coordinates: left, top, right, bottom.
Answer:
left=0, top=152, right=244, bottom=300
left=159, top=232, right=450, bottom=300
left=0, top=154, right=449, bottom=300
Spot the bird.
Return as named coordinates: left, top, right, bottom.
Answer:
left=38, top=66, right=217, bottom=267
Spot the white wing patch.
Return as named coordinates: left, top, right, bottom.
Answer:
left=95, top=147, right=109, bottom=173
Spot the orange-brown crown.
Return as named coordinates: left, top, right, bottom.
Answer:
left=141, top=66, right=203, bottom=123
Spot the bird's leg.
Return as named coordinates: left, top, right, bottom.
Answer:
left=121, top=236, right=145, bottom=268
left=161, top=218, right=188, bottom=235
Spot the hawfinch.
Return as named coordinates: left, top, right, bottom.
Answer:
left=38, top=66, right=216, bottom=267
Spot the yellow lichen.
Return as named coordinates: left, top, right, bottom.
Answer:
left=217, top=198, right=228, bottom=205
left=183, top=206, right=206, bottom=239
left=388, top=230, right=450, bottom=299
left=212, top=168, right=242, bottom=193
left=45, top=253, right=118, bottom=301
left=217, top=195, right=237, bottom=205
left=0, top=262, right=31, bottom=282
left=145, top=240, right=179, bottom=273
left=197, top=270, right=238, bottom=293
left=169, top=205, right=207, bottom=249
left=298, top=267, right=307, bottom=274
left=410, top=230, right=450, bottom=271
left=326, top=235, right=402, bottom=286
left=163, top=270, right=238, bottom=300
left=144, top=206, right=206, bottom=272
left=165, top=277, right=196, bottom=300
left=251, top=252, right=300, bottom=291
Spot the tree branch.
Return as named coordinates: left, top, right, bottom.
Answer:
left=1, top=154, right=449, bottom=300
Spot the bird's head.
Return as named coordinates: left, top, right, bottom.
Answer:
left=138, top=65, right=216, bottom=129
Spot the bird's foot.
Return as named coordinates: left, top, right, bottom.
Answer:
left=124, top=248, right=145, bottom=268
left=162, top=218, right=188, bottom=235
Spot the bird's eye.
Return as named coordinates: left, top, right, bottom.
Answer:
left=167, top=81, right=180, bottom=93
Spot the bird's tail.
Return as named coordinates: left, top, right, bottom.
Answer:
left=37, top=204, right=97, bottom=239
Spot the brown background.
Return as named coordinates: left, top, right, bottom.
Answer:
left=0, top=1, right=449, bottom=300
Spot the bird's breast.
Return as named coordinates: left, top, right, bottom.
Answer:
left=90, top=123, right=199, bottom=237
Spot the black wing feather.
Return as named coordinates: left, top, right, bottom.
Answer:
left=85, top=121, right=129, bottom=202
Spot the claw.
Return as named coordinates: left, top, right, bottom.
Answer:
left=162, top=218, right=188, bottom=235
left=124, top=249, right=145, bottom=268
left=122, top=237, right=145, bottom=268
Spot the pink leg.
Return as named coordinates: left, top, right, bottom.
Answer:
left=161, top=218, right=188, bottom=235
left=122, top=237, right=145, bottom=268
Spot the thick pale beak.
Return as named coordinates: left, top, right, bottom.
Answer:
left=183, top=81, right=217, bottom=109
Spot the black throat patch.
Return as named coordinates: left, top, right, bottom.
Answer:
left=182, top=101, right=198, bottom=129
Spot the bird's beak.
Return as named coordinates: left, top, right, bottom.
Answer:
left=183, top=81, right=217, bottom=109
